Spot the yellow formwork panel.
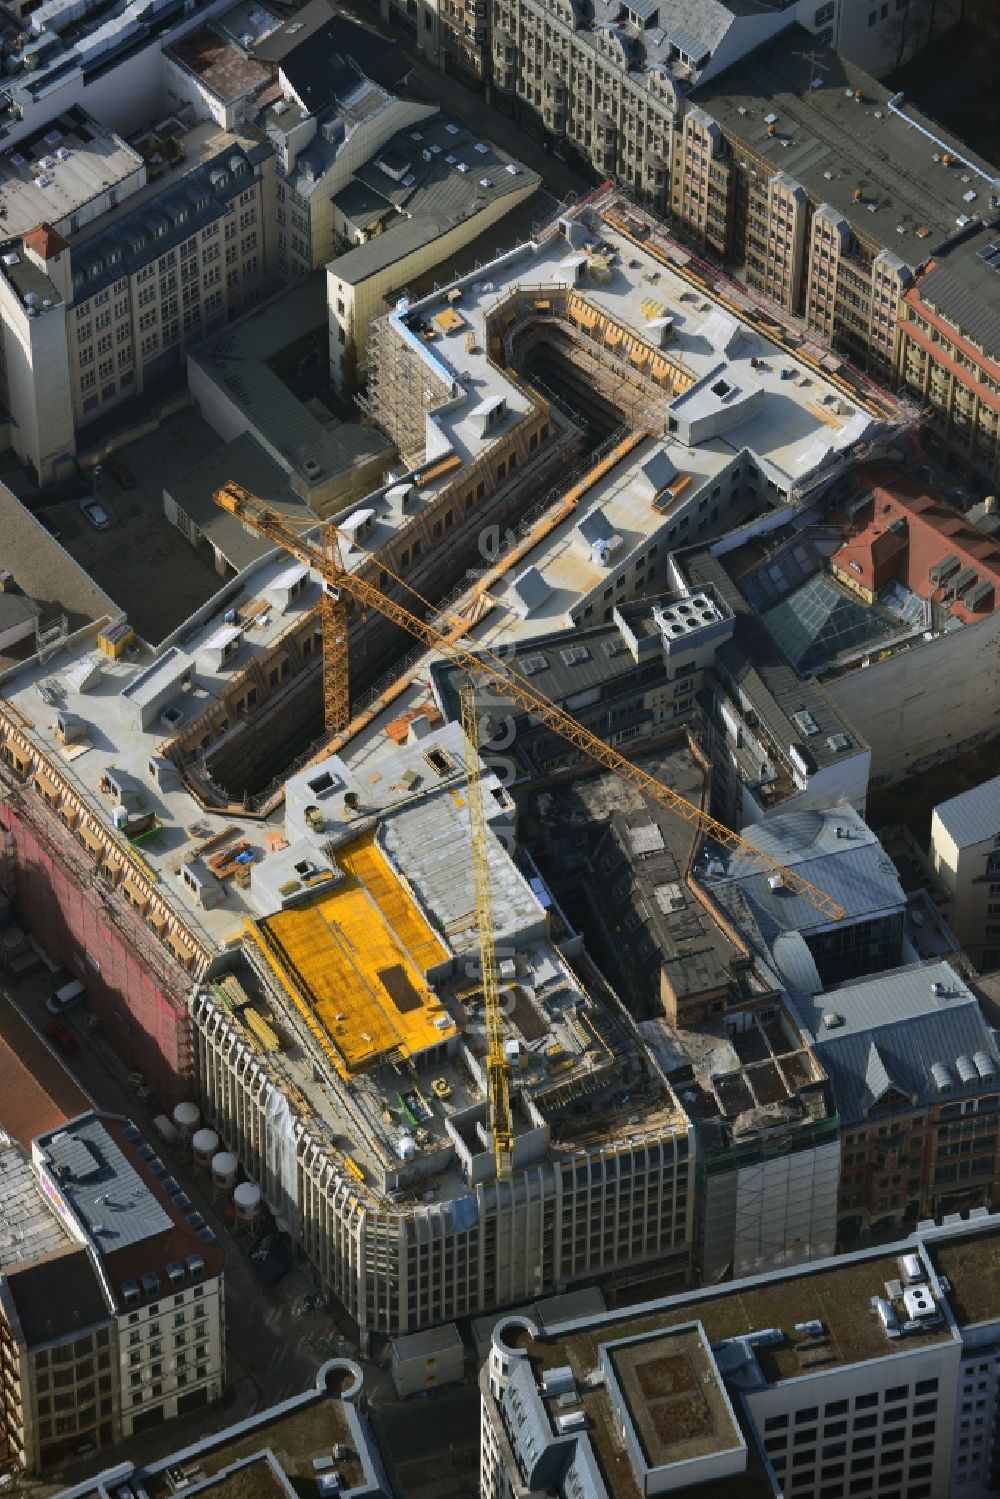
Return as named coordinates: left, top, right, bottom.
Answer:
left=260, top=832, right=453, bottom=1075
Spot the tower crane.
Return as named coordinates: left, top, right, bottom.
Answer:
left=213, top=482, right=847, bottom=922
left=460, top=683, right=514, bottom=1180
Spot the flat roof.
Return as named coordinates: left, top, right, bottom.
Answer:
left=190, top=274, right=394, bottom=486
left=255, top=830, right=454, bottom=1075
left=167, top=434, right=315, bottom=571
left=0, top=1140, right=73, bottom=1268
left=910, top=222, right=1000, bottom=362
left=692, top=26, right=1000, bottom=256
left=539, top=1244, right=953, bottom=1389
left=328, top=116, right=539, bottom=287
left=143, top=1387, right=367, bottom=1497
left=0, top=105, right=142, bottom=238
left=33, top=1112, right=226, bottom=1292
left=166, top=26, right=270, bottom=104
left=3, top=1243, right=111, bottom=1346
left=0, top=486, right=118, bottom=671
left=606, top=1326, right=742, bottom=1471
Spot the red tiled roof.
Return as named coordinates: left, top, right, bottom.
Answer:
left=832, top=463, right=1000, bottom=623
left=22, top=222, right=69, bottom=260
left=0, top=992, right=90, bottom=1149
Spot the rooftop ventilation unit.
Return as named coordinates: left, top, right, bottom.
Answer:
left=791, top=709, right=821, bottom=737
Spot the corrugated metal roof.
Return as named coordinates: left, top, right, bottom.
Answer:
left=933, top=773, right=1000, bottom=851
left=697, top=806, right=906, bottom=943
left=808, top=983, right=1000, bottom=1125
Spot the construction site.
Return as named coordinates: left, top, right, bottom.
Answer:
left=0, top=188, right=915, bottom=1342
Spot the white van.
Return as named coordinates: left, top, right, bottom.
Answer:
left=46, top=978, right=86, bottom=1016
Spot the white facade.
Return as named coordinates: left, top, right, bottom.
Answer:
left=930, top=776, right=1000, bottom=970
left=0, top=0, right=234, bottom=149
left=0, top=124, right=275, bottom=480
left=117, top=1272, right=225, bottom=1434
left=0, top=260, right=75, bottom=484
left=950, top=1320, right=1000, bottom=1497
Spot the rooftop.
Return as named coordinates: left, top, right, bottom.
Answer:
left=680, top=546, right=866, bottom=784
left=605, top=1325, right=743, bottom=1471
left=830, top=462, right=1000, bottom=628
left=932, top=772, right=1000, bottom=849
left=69, top=117, right=271, bottom=303
left=0, top=486, right=118, bottom=670
left=500, top=1216, right=1000, bottom=1499
left=341, top=194, right=884, bottom=777
left=0, top=105, right=142, bottom=239
left=328, top=116, right=539, bottom=287
left=0, top=1137, right=73, bottom=1269
left=0, top=990, right=91, bottom=1148
left=254, top=829, right=454, bottom=1076
left=122, top=1374, right=375, bottom=1499
left=274, top=11, right=411, bottom=101
left=927, top=1232, right=1000, bottom=1329
left=33, top=1113, right=225, bottom=1300
left=793, top=959, right=1000, bottom=1124
left=907, top=221, right=1000, bottom=364
left=190, top=274, right=394, bottom=488
left=3, top=1243, right=111, bottom=1347
left=166, top=432, right=315, bottom=571
left=693, top=27, right=1000, bottom=257
left=693, top=806, right=906, bottom=979
left=167, top=26, right=270, bottom=106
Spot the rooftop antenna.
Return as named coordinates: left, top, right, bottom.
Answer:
left=795, top=49, right=830, bottom=91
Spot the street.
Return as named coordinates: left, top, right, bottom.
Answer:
left=0, top=975, right=400, bottom=1495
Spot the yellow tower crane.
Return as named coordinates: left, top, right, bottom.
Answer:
left=460, top=683, right=515, bottom=1180
left=213, top=482, right=846, bottom=923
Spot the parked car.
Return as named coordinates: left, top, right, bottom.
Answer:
left=46, top=977, right=86, bottom=1016
left=44, top=1019, right=80, bottom=1054
left=108, top=461, right=136, bottom=490
left=250, top=1230, right=281, bottom=1264
left=257, top=1239, right=293, bottom=1288
left=79, top=499, right=110, bottom=529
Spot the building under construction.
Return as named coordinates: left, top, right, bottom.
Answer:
left=0, top=190, right=915, bottom=1341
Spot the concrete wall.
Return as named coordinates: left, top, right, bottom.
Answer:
left=825, top=609, right=1000, bottom=784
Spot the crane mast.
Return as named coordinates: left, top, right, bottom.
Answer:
left=460, top=684, right=514, bottom=1181
left=213, top=482, right=847, bottom=923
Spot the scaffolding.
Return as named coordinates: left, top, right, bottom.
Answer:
left=362, top=312, right=455, bottom=465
